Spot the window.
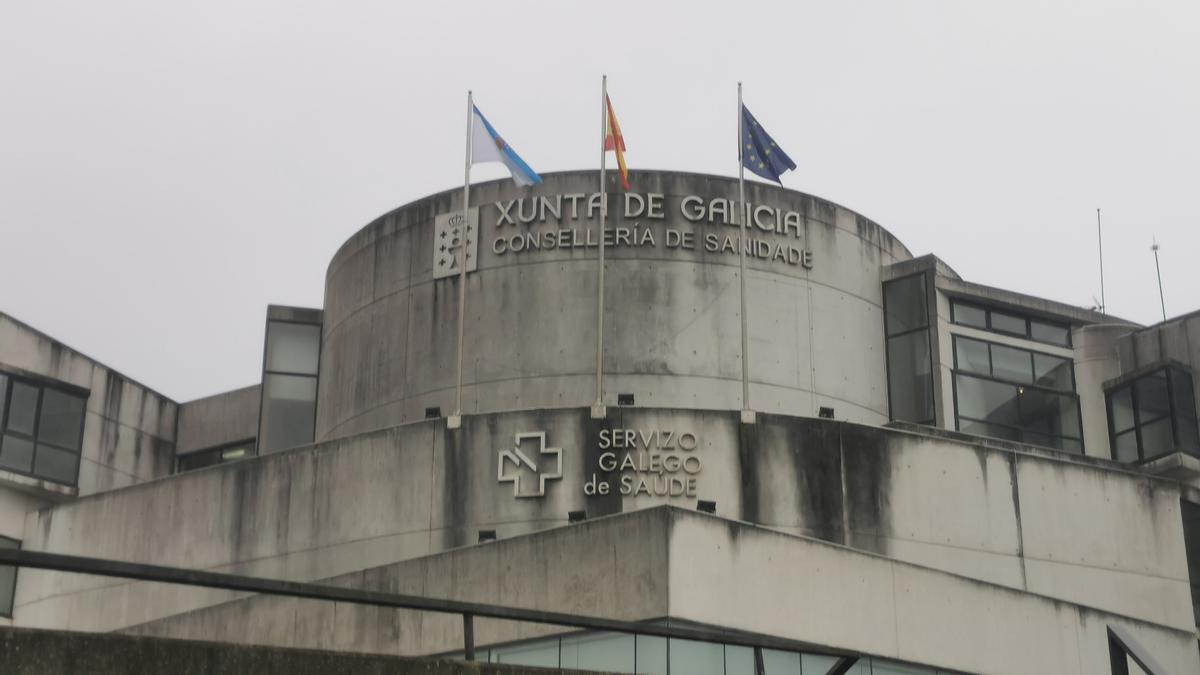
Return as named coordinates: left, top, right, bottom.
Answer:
left=0, top=535, right=16, bottom=617
left=883, top=274, right=935, bottom=425
left=0, top=373, right=87, bottom=486
left=952, top=336, right=1082, bottom=452
left=1106, top=366, right=1200, bottom=463
left=258, top=318, right=321, bottom=454
left=177, top=440, right=254, bottom=472
left=950, top=300, right=1072, bottom=347
left=1182, top=501, right=1200, bottom=628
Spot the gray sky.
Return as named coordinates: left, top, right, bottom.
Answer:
left=2, top=1, right=1197, bottom=402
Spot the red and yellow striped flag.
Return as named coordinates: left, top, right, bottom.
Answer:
left=604, top=95, right=630, bottom=190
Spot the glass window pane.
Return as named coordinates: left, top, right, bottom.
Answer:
left=1019, top=388, right=1081, bottom=440
left=959, top=418, right=1022, bottom=443
left=1171, top=370, right=1198, bottom=420
left=37, top=389, right=85, bottom=451
left=635, top=635, right=667, bottom=675
left=990, top=345, right=1033, bottom=384
left=33, top=444, right=79, bottom=484
left=1033, top=354, right=1073, bottom=392
left=0, top=536, right=17, bottom=618
left=1170, top=371, right=1200, bottom=453
left=955, top=374, right=1020, bottom=428
left=954, top=337, right=990, bottom=375
left=0, top=375, right=8, bottom=429
left=1110, top=386, right=1135, bottom=433
left=887, top=331, right=934, bottom=423
left=492, top=639, right=558, bottom=667
left=1178, top=416, right=1200, bottom=455
left=1140, top=417, right=1175, bottom=459
left=259, top=374, right=317, bottom=453
left=1114, top=430, right=1140, bottom=463
left=1030, top=320, right=1070, bottom=346
left=1134, top=371, right=1171, bottom=423
left=990, top=311, right=1027, bottom=336
left=668, top=639, right=724, bottom=675
left=725, top=645, right=756, bottom=675
left=265, top=321, right=321, bottom=375
left=560, top=632, right=634, bottom=673
left=0, top=434, right=34, bottom=473
left=761, top=648, right=801, bottom=675
left=952, top=302, right=987, bottom=329
left=6, top=381, right=39, bottom=436
left=884, top=275, right=928, bottom=335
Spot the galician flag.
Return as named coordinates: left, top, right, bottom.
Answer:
left=471, top=105, right=542, bottom=186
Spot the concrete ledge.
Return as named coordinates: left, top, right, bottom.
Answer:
left=0, top=627, right=611, bottom=675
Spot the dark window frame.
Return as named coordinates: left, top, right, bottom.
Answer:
left=1105, top=365, right=1200, bottom=463
left=0, top=534, right=18, bottom=618
left=950, top=336, right=1084, bottom=453
left=882, top=272, right=936, bottom=426
left=0, top=371, right=87, bottom=486
left=176, top=439, right=256, bottom=473
left=950, top=300, right=1072, bottom=348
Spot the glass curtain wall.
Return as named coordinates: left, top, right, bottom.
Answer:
left=258, top=319, right=321, bottom=454
left=951, top=336, right=1082, bottom=452
left=883, top=273, right=935, bottom=425
left=1106, top=366, right=1200, bottom=463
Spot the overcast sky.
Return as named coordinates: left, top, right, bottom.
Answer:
left=1, top=1, right=1197, bottom=402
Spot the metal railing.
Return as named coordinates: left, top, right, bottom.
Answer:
left=0, top=548, right=868, bottom=674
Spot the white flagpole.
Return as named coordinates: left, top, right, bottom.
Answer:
left=452, top=90, right=473, bottom=424
left=593, top=75, right=608, bottom=417
left=737, top=82, right=752, bottom=423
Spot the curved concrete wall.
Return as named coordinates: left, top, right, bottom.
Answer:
left=317, top=171, right=913, bottom=442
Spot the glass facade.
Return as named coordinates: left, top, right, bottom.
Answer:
left=0, top=372, right=87, bottom=485
left=883, top=273, right=935, bottom=425
left=448, top=630, right=950, bottom=674
left=950, top=300, right=1071, bottom=347
left=951, top=336, right=1082, bottom=452
left=0, top=535, right=16, bottom=617
left=258, top=319, right=321, bottom=454
left=1106, top=366, right=1200, bottom=463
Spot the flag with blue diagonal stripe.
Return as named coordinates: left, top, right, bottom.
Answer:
left=741, top=104, right=796, bottom=184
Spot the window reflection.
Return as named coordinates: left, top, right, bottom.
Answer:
left=884, top=274, right=935, bottom=425
left=0, top=372, right=87, bottom=486
left=952, top=336, right=1082, bottom=452
left=1105, top=366, right=1200, bottom=462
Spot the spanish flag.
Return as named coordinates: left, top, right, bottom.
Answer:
left=604, top=95, right=630, bottom=190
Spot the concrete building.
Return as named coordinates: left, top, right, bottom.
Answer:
left=1, top=170, right=1198, bottom=674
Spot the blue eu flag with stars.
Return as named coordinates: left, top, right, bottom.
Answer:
left=741, top=104, right=796, bottom=184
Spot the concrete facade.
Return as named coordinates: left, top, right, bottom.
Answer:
left=1, top=170, right=1199, bottom=672
left=176, top=385, right=260, bottom=457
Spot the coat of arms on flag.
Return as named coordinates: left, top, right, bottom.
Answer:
left=433, top=208, right=479, bottom=280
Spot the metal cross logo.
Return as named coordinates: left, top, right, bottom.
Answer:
left=497, top=431, right=562, bottom=498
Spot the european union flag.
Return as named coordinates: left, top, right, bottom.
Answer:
left=741, top=104, right=796, bottom=184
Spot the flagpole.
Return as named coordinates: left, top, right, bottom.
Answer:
left=593, top=75, right=608, bottom=418
left=451, top=90, right=473, bottom=426
left=737, top=82, right=752, bottom=423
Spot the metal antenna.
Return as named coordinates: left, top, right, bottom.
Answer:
left=1096, top=208, right=1105, bottom=314
left=1151, top=239, right=1166, bottom=322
